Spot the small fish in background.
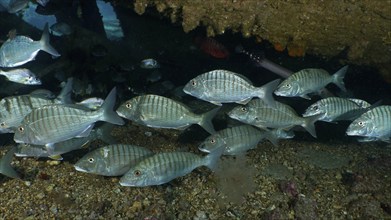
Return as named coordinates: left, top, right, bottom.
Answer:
left=303, top=97, right=376, bottom=122
left=0, top=23, right=61, bottom=68
left=346, top=105, right=391, bottom=143
left=183, top=69, right=280, bottom=107
left=235, top=45, right=292, bottom=78
left=74, top=144, right=154, bottom=176
left=50, top=22, right=73, bottom=36
left=37, top=0, right=50, bottom=7
left=194, top=36, right=229, bottom=59
left=228, top=99, right=320, bottom=138
left=13, top=87, right=125, bottom=147
left=91, top=44, right=108, bottom=57
left=0, top=0, right=28, bottom=13
left=146, top=70, right=162, bottom=83
left=0, top=68, right=41, bottom=85
left=15, top=123, right=117, bottom=160
left=72, top=77, right=94, bottom=96
left=76, top=97, right=104, bottom=110
left=140, top=58, right=160, bottom=69
left=0, top=147, right=19, bottom=179
left=119, top=147, right=223, bottom=187
left=116, top=94, right=219, bottom=134
left=274, top=66, right=348, bottom=99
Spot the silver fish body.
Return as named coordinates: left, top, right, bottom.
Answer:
left=346, top=105, right=391, bottom=142
left=0, top=78, right=73, bottom=133
left=198, top=125, right=264, bottom=155
left=119, top=148, right=222, bottom=187
left=0, top=23, right=60, bottom=67
left=228, top=99, right=319, bottom=138
left=303, top=97, right=371, bottom=122
left=274, top=66, right=347, bottom=99
left=183, top=69, right=280, bottom=107
left=116, top=94, right=218, bottom=134
left=15, top=123, right=117, bottom=159
left=0, top=68, right=41, bottom=85
left=74, top=144, right=154, bottom=176
left=13, top=88, right=124, bottom=146
left=50, top=22, right=73, bottom=36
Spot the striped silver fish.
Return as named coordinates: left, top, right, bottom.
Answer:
left=0, top=78, right=73, bottom=133
left=274, top=66, right=348, bottom=99
left=0, top=68, right=41, bottom=85
left=199, top=125, right=263, bottom=155
left=13, top=87, right=124, bottom=146
left=119, top=148, right=223, bottom=187
left=116, top=94, right=219, bottom=134
left=74, top=144, right=154, bottom=176
left=228, top=99, right=320, bottom=138
left=346, top=105, right=391, bottom=143
left=183, top=69, right=280, bottom=107
left=303, top=97, right=373, bottom=122
left=0, top=23, right=60, bottom=67
left=199, top=125, right=294, bottom=155
left=198, top=125, right=294, bottom=155
left=15, top=123, right=117, bottom=159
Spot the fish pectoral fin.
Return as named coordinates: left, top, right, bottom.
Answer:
left=76, top=124, right=95, bottom=138
left=176, top=125, right=191, bottom=130
left=236, top=98, right=252, bottom=105
left=210, top=101, right=222, bottom=106
left=300, top=94, right=311, bottom=100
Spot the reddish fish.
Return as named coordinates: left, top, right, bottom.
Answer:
left=194, top=36, right=229, bottom=59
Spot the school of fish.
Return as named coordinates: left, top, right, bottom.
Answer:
left=0, top=25, right=390, bottom=188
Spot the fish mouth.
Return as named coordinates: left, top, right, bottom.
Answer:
left=198, top=145, right=210, bottom=153
left=74, top=165, right=88, bottom=173
left=119, top=181, right=137, bottom=187
left=116, top=110, right=126, bottom=118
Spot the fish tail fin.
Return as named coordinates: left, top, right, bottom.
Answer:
left=100, top=87, right=125, bottom=126
left=56, top=77, right=73, bottom=104
left=94, top=123, right=117, bottom=144
left=40, top=23, right=61, bottom=57
left=199, top=107, right=220, bottom=134
left=258, top=79, right=280, bottom=108
left=204, top=146, right=224, bottom=171
left=0, top=147, right=20, bottom=179
left=302, top=114, right=322, bottom=138
left=332, top=65, right=348, bottom=92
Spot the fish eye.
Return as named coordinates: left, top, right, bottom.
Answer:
left=88, top=158, right=95, bottom=163
left=312, top=105, right=319, bottom=111
left=191, top=80, right=197, bottom=86
left=210, top=138, right=216, bottom=144
left=0, top=122, right=5, bottom=127
left=125, top=103, right=132, bottom=109
left=285, top=84, right=291, bottom=88
left=134, top=170, right=142, bottom=176
left=240, top=107, right=247, bottom=112
left=18, top=126, right=24, bottom=133
left=358, top=121, right=365, bottom=127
